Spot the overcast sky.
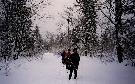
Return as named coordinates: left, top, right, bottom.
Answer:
left=33, top=0, right=75, bottom=37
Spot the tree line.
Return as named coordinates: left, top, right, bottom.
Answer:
left=0, top=0, right=134, bottom=68
left=44, top=0, right=135, bottom=66
left=0, top=0, right=48, bottom=68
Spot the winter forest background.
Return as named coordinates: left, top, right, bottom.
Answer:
left=0, top=0, right=135, bottom=81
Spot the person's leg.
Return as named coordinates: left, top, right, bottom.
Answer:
left=74, top=68, right=77, bottom=79
left=69, top=67, right=73, bottom=80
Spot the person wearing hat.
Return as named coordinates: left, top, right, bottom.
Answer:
left=68, top=48, right=80, bottom=80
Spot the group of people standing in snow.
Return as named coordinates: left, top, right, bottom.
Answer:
left=61, top=48, right=80, bottom=80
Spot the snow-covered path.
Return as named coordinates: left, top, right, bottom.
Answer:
left=0, top=53, right=135, bottom=84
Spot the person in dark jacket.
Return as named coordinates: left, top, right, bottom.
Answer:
left=64, top=49, right=71, bottom=69
left=68, top=48, right=80, bottom=80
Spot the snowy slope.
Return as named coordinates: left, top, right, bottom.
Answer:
left=0, top=53, right=135, bottom=84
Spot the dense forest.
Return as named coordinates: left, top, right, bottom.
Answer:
left=44, top=0, right=135, bottom=66
left=0, top=0, right=135, bottom=71
left=0, top=0, right=47, bottom=73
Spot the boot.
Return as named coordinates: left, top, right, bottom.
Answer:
left=69, top=75, right=71, bottom=80
left=74, top=76, right=77, bottom=79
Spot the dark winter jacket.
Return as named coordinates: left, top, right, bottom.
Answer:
left=69, top=52, right=80, bottom=68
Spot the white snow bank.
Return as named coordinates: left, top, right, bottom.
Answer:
left=0, top=53, right=135, bottom=84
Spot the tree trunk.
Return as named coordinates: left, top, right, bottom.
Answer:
left=115, top=0, right=123, bottom=63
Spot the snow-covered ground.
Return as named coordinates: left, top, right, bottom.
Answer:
left=0, top=53, right=135, bottom=84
